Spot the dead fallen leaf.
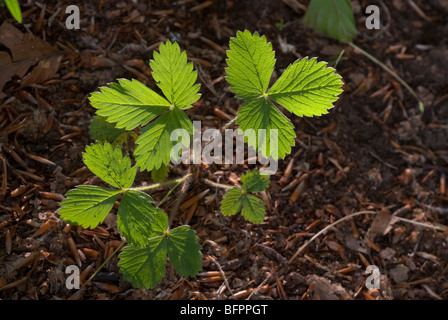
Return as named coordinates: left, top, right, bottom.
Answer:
left=369, top=209, right=394, bottom=236
left=0, top=22, right=62, bottom=99
left=390, top=264, right=409, bottom=283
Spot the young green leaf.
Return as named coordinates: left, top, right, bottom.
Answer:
left=83, top=142, right=137, bottom=189
left=58, top=186, right=121, bottom=229
left=226, top=30, right=275, bottom=99
left=303, top=0, right=357, bottom=43
left=88, top=115, right=126, bottom=143
left=117, top=190, right=156, bottom=246
left=237, top=98, right=295, bottom=160
left=220, top=170, right=270, bottom=224
left=241, top=169, right=270, bottom=192
left=221, top=187, right=266, bottom=224
left=89, top=78, right=171, bottom=130
left=5, top=0, right=22, bottom=23
left=150, top=40, right=201, bottom=108
left=134, top=107, right=192, bottom=171
left=220, top=187, right=244, bottom=217
left=118, top=210, right=202, bottom=289
left=268, top=57, right=344, bottom=117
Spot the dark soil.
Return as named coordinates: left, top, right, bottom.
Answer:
left=0, top=0, right=447, bottom=300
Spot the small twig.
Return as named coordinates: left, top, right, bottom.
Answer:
left=349, top=42, right=425, bottom=112
left=203, top=178, right=234, bottom=190
left=393, top=216, right=447, bottom=232
left=289, top=211, right=378, bottom=264
left=209, top=256, right=234, bottom=297
left=289, top=209, right=447, bottom=264
left=246, top=273, right=273, bottom=300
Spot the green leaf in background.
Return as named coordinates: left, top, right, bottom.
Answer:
left=117, top=190, right=156, bottom=246
left=5, top=0, right=22, bottom=23
left=302, top=0, right=357, bottom=43
left=88, top=115, right=126, bottom=143
left=134, top=107, right=192, bottom=172
left=83, top=142, right=137, bottom=189
left=58, top=186, right=120, bottom=229
left=151, top=163, right=169, bottom=182
left=236, top=98, right=295, bottom=160
left=226, top=30, right=276, bottom=99
left=118, top=210, right=202, bottom=289
left=241, top=169, right=270, bottom=192
left=269, top=57, right=344, bottom=117
left=150, top=40, right=201, bottom=108
left=89, top=78, right=170, bottom=130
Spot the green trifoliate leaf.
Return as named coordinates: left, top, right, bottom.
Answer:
left=151, top=164, right=169, bottom=182
left=118, top=236, right=167, bottom=289
left=83, top=142, right=137, bottom=189
left=226, top=30, right=276, bottom=99
left=237, top=98, right=296, bottom=160
left=88, top=115, right=126, bottom=143
left=166, top=226, right=202, bottom=278
left=269, top=57, right=343, bottom=117
left=303, top=0, right=357, bottom=43
left=5, top=0, right=22, bottom=23
left=117, top=191, right=156, bottom=246
left=58, top=186, right=120, bottom=229
left=241, top=169, right=270, bottom=192
left=220, top=187, right=266, bottom=224
left=89, top=78, right=170, bottom=130
left=134, top=107, right=192, bottom=172
left=118, top=209, right=202, bottom=289
left=150, top=40, right=201, bottom=108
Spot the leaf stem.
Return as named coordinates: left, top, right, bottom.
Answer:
left=84, top=241, right=127, bottom=287
left=156, top=175, right=189, bottom=208
left=127, top=174, right=192, bottom=192
left=348, top=42, right=425, bottom=112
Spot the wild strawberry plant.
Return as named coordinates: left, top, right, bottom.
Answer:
left=58, top=142, right=202, bottom=289
left=220, top=170, right=270, bottom=224
left=225, top=30, right=343, bottom=160
left=58, top=30, right=343, bottom=290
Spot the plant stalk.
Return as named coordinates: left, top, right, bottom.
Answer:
left=128, top=174, right=191, bottom=192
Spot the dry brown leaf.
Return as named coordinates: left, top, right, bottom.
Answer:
left=369, top=209, right=394, bottom=235
left=0, top=22, right=62, bottom=99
